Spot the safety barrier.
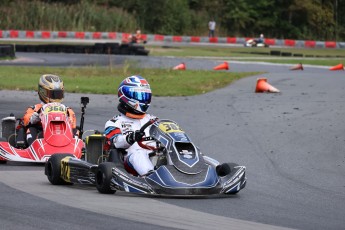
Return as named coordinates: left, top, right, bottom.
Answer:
left=0, top=45, right=15, bottom=58
left=13, top=43, right=149, bottom=55
left=1, top=30, right=344, bottom=49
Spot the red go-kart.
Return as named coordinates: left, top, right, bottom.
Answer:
left=0, top=97, right=89, bottom=164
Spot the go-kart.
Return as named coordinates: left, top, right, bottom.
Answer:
left=45, top=118, right=246, bottom=196
left=0, top=97, right=90, bottom=164
left=244, top=38, right=269, bottom=47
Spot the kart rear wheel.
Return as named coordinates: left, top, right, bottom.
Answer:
left=45, top=154, right=74, bottom=185
left=96, top=162, right=116, bottom=194
left=1, top=117, right=15, bottom=141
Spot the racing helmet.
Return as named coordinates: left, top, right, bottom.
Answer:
left=118, top=75, right=152, bottom=114
left=38, top=74, right=64, bottom=103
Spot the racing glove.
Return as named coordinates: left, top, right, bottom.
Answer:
left=30, top=112, right=40, bottom=124
left=126, top=130, right=145, bottom=145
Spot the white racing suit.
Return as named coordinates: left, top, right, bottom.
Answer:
left=104, top=113, right=156, bottom=176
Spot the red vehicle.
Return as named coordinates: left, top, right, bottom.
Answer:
left=0, top=98, right=89, bottom=164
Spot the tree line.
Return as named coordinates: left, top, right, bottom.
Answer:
left=0, top=0, right=344, bottom=41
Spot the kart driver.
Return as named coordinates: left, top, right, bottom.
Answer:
left=129, top=29, right=146, bottom=44
left=21, top=74, right=77, bottom=146
left=256, top=33, right=264, bottom=44
left=104, top=75, right=156, bottom=176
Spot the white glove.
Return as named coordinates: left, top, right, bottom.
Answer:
left=30, top=112, right=40, bottom=124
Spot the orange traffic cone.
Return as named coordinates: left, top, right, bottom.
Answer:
left=329, top=63, right=344, bottom=71
left=290, top=63, right=303, bottom=71
left=173, top=63, right=186, bottom=70
left=255, top=78, right=280, bottom=93
left=213, top=62, right=229, bottom=70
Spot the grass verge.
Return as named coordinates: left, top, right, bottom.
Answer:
left=0, top=66, right=261, bottom=96
left=148, top=45, right=345, bottom=66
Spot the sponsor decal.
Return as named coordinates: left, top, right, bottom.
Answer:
left=61, top=157, right=71, bottom=182
left=113, top=168, right=151, bottom=191
left=129, top=87, right=151, bottom=93
left=180, top=150, right=193, bottom=159
left=121, top=122, right=133, bottom=133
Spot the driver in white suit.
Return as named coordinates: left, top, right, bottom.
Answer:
left=104, top=75, right=156, bottom=176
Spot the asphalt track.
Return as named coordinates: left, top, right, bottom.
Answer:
left=1, top=52, right=345, bottom=230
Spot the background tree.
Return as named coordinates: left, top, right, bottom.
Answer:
left=0, top=0, right=344, bottom=41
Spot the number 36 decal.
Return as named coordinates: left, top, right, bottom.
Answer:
left=158, top=122, right=183, bottom=133
left=43, top=104, right=67, bottom=114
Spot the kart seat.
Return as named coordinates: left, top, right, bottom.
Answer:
left=123, top=156, right=139, bottom=176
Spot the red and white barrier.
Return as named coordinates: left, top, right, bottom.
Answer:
left=0, top=29, right=343, bottom=48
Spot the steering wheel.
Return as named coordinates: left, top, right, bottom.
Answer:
left=137, top=118, right=159, bottom=151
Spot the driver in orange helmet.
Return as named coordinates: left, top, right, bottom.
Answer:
left=21, top=74, right=76, bottom=146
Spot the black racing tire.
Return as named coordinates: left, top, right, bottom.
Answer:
left=7, top=134, right=16, bottom=147
left=1, top=118, right=15, bottom=141
left=45, top=154, right=74, bottom=185
left=96, top=162, right=116, bottom=194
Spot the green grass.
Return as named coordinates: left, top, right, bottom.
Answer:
left=0, top=66, right=260, bottom=96
left=1, top=43, right=344, bottom=96
left=148, top=45, right=345, bottom=57
left=148, top=45, right=345, bottom=66
left=241, top=58, right=343, bottom=66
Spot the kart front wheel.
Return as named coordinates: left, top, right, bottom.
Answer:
left=96, top=162, right=116, bottom=194
left=216, top=163, right=231, bottom=177
left=45, top=154, right=74, bottom=185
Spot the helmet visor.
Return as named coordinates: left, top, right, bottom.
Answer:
left=122, top=87, right=151, bottom=104
left=48, top=89, right=64, bottom=100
